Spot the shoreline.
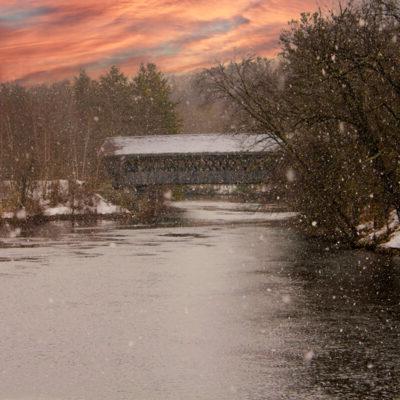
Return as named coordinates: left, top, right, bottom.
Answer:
left=287, top=216, right=400, bottom=257
left=1, top=199, right=399, bottom=257
left=0, top=212, right=135, bottom=227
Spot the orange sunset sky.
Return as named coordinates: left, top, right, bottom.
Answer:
left=0, top=0, right=331, bottom=84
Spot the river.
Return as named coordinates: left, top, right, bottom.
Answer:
left=0, top=200, right=399, bottom=399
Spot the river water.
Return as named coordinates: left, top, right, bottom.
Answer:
left=0, top=200, right=399, bottom=400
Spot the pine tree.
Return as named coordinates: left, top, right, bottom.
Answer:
left=98, top=65, right=132, bottom=137
left=132, top=63, right=181, bottom=135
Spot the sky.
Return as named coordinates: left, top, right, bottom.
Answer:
left=0, top=0, right=330, bottom=84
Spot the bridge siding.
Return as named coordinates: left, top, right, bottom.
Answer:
left=104, top=152, right=273, bottom=188
left=121, top=170, right=270, bottom=186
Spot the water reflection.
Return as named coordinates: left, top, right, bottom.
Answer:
left=0, top=201, right=398, bottom=400
left=288, top=240, right=400, bottom=399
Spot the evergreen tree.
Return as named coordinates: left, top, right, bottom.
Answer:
left=98, top=65, right=132, bottom=137
left=132, top=63, right=181, bottom=135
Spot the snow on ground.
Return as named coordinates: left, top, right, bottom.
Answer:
left=357, top=210, right=400, bottom=250
left=43, top=205, right=72, bottom=217
left=2, top=193, right=129, bottom=220
left=382, top=230, right=400, bottom=249
left=1, top=212, right=14, bottom=219
left=43, top=194, right=129, bottom=217
left=94, top=195, right=123, bottom=215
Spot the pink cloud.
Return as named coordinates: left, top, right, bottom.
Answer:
left=0, top=0, right=328, bottom=84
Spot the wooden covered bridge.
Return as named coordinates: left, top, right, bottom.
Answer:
left=100, top=133, right=276, bottom=189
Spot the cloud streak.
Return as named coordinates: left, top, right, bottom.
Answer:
left=0, top=0, right=328, bottom=84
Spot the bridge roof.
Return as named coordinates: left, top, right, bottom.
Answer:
left=101, top=133, right=275, bottom=157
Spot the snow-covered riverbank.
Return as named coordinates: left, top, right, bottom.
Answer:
left=0, top=180, right=131, bottom=223
left=357, top=210, right=400, bottom=252
left=2, top=193, right=130, bottom=221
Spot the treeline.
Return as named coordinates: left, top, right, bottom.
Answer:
left=198, top=0, right=400, bottom=244
left=0, top=63, right=181, bottom=209
left=1, top=0, right=399, bottom=243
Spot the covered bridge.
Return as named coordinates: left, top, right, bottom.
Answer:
left=100, top=133, right=277, bottom=189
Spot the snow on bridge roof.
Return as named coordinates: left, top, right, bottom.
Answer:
left=101, top=133, right=276, bottom=157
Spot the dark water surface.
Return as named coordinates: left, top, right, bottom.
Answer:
left=0, top=201, right=399, bottom=400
